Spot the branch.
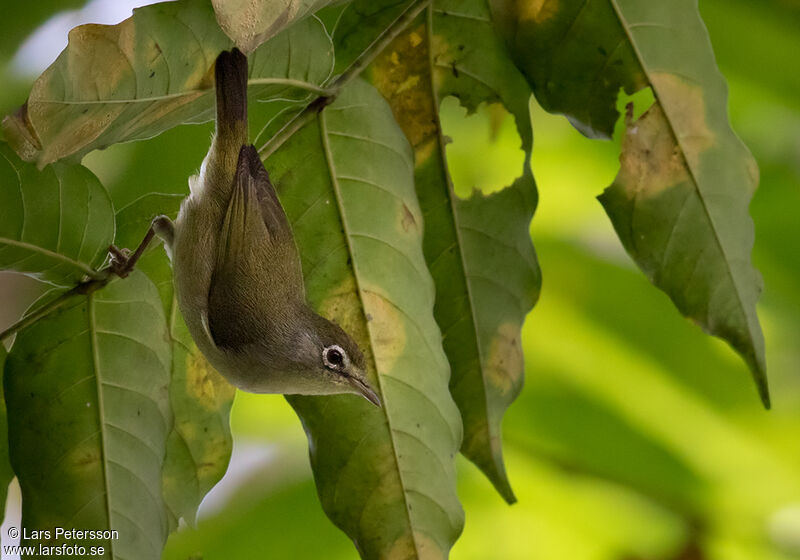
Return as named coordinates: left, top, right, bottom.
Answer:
left=258, top=0, right=431, bottom=159
left=0, top=269, right=114, bottom=343
left=1, top=222, right=161, bottom=342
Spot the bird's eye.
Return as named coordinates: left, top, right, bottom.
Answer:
left=323, top=345, right=347, bottom=370
left=328, top=349, right=343, bottom=365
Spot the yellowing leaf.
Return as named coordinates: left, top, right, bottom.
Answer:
left=492, top=0, right=768, bottom=404
left=2, top=0, right=333, bottom=166
left=5, top=272, right=171, bottom=559
left=339, top=0, right=540, bottom=502
left=211, top=0, right=339, bottom=52
left=269, top=80, right=464, bottom=559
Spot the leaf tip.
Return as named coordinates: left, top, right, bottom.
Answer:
left=760, top=389, right=772, bottom=410
left=739, top=339, right=769, bottom=408
left=465, top=446, right=517, bottom=504
left=752, top=360, right=771, bottom=410
left=497, top=481, right=517, bottom=505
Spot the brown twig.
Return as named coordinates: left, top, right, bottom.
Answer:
left=1, top=221, right=161, bottom=342
left=258, top=0, right=432, bottom=159
left=0, top=268, right=114, bottom=343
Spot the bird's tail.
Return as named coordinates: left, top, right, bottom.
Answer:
left=214, top=48, right=248, bottom=146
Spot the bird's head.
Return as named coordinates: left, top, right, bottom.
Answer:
left=291, top=310, right=381, bottom=407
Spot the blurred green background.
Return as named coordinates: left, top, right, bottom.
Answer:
left=1, top=1, right=799, bottom=559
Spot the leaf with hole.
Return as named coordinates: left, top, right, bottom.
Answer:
left=491, top=0, right=768, bottom=405
left=489, top=0, right=644, bottom=139
left=333, top=0, right=541, bottom=502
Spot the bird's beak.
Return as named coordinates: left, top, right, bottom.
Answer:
left=347, top=375, right=382, bottom=407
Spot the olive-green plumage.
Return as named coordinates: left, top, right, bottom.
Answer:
left=155, top=48, right=380, bottom=405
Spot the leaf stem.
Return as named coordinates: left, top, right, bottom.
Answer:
left=258, top=0, right=431, bottom=159
left=246, top=77, right=334, bottom=96
left=0, top=269, right=113, bottom=343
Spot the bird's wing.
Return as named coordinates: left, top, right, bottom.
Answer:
left=206, top=144, right=302, bottom=350
left=235, top=143, right=305, bottom=291
left=207, top=147, right=265, bottom=348
left=237, top=144, right=295, bottom=244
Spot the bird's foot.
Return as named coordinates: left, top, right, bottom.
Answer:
left=108, top=245, right=135, bottom=278
left=106, top=216, right=174, bottom=279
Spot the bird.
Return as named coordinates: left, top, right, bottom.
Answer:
left=110, top=48, right=380, bottom=406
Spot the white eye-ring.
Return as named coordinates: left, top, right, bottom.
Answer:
left=323, top=345, right=348, bottom=371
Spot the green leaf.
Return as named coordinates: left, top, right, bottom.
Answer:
left=599, top=101, right=767, bottom=405
left=211, top=0, right=340, bottom=53
left=321, top=1, right=407, bottom=75
left=0, top=346, right=14, bottom=524
left=4, top=271, right=171, bottom=559
left=489, top=0, right=644, bottom=139
left=161, top=306, right=236, bottom=529
left=268, top=80, right=464, bottom=559
left=337, top=0, right=540, bottom=502
left=113, top=194, right=235, bottom=528
left=0, top=142, right=114, bottom=286
left=114, top=193, right=183, bottom=310
left=2, top=0, right=333, bottom=166
left=490, top=0, right=767, bottom=405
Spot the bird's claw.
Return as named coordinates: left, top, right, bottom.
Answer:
left=108, top=245, right=133, bottom=278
